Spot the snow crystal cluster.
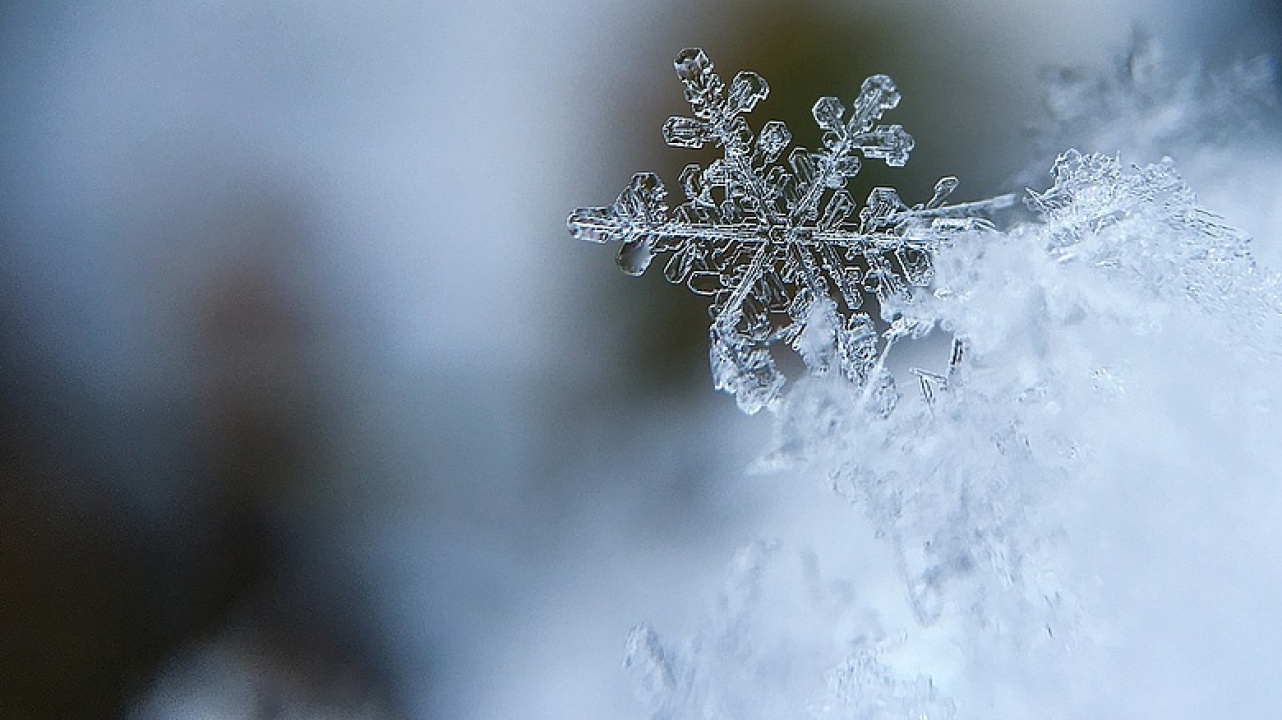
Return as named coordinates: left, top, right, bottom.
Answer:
left=571, top=43, right=1281, bottom=719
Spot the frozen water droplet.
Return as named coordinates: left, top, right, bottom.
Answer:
left=819, top=190, right=856, bottom=230
left=566, top=207, right=615, bottom=244
left=728, top=70, right=770, bottom=113
left=688, top=270, right=722, bottom=295
left=664, top=116, right=709, bottom=148
left=756, top=120, right=792, bottom=163
left=674, top=47, right=712, bottom=83
left=861, top=125, right=914, bottom=166
left=617, top=237, right=654, bottom=276
left=853, top=74, right=901, bottom=130
left=927, top=176, right=959, bottom=209
left=813, top=96, right=846, bottom=133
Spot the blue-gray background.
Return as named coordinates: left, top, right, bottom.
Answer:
left=2, top=1, right=1278, bottom=717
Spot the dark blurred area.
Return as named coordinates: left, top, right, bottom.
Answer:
left=1, top=0, right=1278, bottom=717
left=1, top=176, right=392, bottom=715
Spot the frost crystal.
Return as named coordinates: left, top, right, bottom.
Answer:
left=1023, top=149, right=1282, bottom=346
left=617, top=147, right=1282, bottom=719
left=622, top=540, right=955, bottom=719
left=572, top=40, right=1282, bottom=720
left=570, top=48, right=1014, bottom=413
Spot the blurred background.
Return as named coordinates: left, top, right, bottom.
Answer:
left=1, top=1, right=1278, bottom=717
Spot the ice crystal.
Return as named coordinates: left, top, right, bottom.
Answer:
left=571, top=39, right=1282, bottom=720
left=569, top=48, right=1015, bottom=413
left=810, top=650, right=956, bottom=720
left=778, top=151, right=1280, bottom=636
left=619, top=147, right=1282, bottom=719
left=623, top=540, right=955, bottom=720
left=1024, top=149, right=1281, bottom=341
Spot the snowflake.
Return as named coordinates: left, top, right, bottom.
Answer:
left=569, top=48, right=1014, bottom=413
